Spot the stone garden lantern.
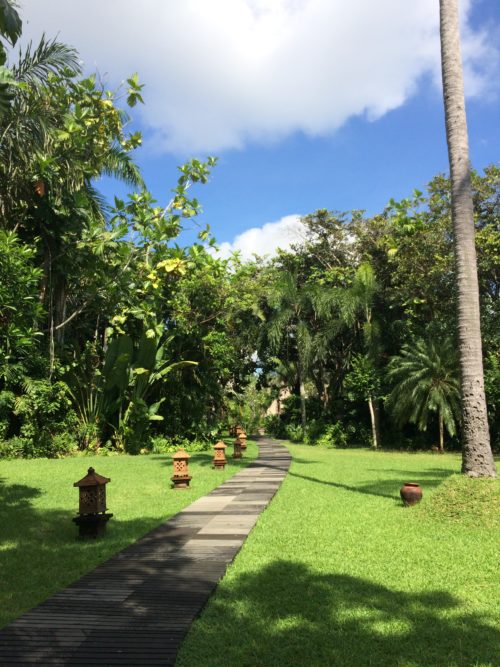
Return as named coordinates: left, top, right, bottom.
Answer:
left=213, top=440, right=227, bottom=469
left=239, top=430, right=248, bottom=451
left=233, top=438, right=243, bottom=459
left=73, top=467, right=112, bottom=538
left=172, top=449, right=192, bottom=489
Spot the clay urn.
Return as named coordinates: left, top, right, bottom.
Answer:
left=400, top=482, right=423, bottom=507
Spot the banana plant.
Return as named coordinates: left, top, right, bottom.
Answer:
left=102, top=332, right=196, bottom=451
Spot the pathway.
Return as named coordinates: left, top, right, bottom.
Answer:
left=0, top=439, right=291, bottom=666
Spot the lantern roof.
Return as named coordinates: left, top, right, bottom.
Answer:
left=74, top=467, right=110, bottom=488
left=173, top=448, right=191, bottom=460
left=214, top=440, right=227, bottom=449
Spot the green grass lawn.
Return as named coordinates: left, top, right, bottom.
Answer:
left=0, top=441, right=257, bottom=628
left=177, top=444, right=500, bottom=667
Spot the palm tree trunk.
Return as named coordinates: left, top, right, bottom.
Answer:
left=299, top=379, right=307, bottom=430
left=439, top=411, right=444, bottom=453
left=367, top=395, right=380, bottom=449
left=297, top=364, right=307, bottom=429
left=439, top=0, right=496, bottom=477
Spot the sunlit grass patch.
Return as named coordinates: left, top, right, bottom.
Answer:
left=177, top=444, right=500, bottom=667
left=417, top=473, right=500, bottom=528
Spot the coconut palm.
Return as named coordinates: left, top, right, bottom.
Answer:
left=0, top=37, right=82, bottom=220
left=386, top=337, right=460, bottom=451
left=316, top=262, right=382, bottom=448
left=439, top=0, right=496, bottom=475
left=267, top=270, right=317, bottom=429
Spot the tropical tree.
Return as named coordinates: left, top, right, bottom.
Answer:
left=439, top=0, right=497, bottom=476
left=386, top=338, right=460, bottom=451
left=334, top=263, right=382, bottom=448
left=0, top=0, right=21, bottom=116
left=267, top=270, right=316, bottom=429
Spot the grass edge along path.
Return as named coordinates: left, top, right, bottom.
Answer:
left=176, top=442, right=500, bottom=667
left=0, top=441, right=258, bottom=629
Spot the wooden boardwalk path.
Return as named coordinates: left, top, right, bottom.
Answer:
left=0, top=439, right=290, bottom=666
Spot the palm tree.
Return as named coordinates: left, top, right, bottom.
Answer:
left=267, top=270, right=316, bottom=429
left=439, top=0, right=497, bottom=475
left=0, top=0, right=22, bottom=117
left=0, top=37, right=81, bottom=223
left=321, top=262, right=382, bottom=448
left=386, top=338, right=460, bottom=452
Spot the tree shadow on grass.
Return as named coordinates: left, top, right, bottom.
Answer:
left=287, top=466, right=454, bottom=502
left=0, top=477, right=41, bottom=510
left=178, top=560, right=500, bottom=667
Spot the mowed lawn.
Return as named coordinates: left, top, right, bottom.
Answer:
left=0, top=442, right=257, bottom=628
left=177, top=444, right=500, bottom=667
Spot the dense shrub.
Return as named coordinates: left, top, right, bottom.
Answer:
left=150, top=436, right=212, bottom=454
left=263, top=414, right=287, bottom=438
left=285, top=423, right=304, bottom=443
left=304, top=419, right=327, bottom=444
left=3, top=379, right=79, bottom=458
left=316, top=422, right=350, bottom=448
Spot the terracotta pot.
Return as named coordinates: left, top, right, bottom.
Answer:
left=400, top=482, right=423, bottom=506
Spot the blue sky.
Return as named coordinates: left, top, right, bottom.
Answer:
left=20, top=0, right=499, bottom=257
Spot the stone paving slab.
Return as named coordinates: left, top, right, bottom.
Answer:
left=0, top=438, right=290, bottom=666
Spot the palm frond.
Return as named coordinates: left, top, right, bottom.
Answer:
left=12, top=35, right=80, bottom=84
left=101, top=144, right=144, bottom=188
left=385, top=336, right=460, bottom=438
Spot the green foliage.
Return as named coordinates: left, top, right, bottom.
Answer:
left=315, top=422, right=350, bottom=448
left=0, top=17, right=497, bottom=458
left=0, top=231, right=43, bottom=375
left=344, top=353, right=380, bottom=402
left=484, top=351, right=500, bottom=447
left=263, top=414, right=286, bottom=439
left=0, top=0, right=21, bottom=116
left=302, top=418, right=327, bottom=444
left=6, top=378, right=78, bottom=457
left=284, top=423, right=304, bottom=443
left=225, top=377, right=271, bottom=435
left=150, top=436, right=211, bottom=455
left=385, top=338, right=460, bottom=447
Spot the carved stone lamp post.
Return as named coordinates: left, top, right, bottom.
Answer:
left=233, top=438, right=242, bottom=459
left=213, top=440, right=227, bottom=469
left=239, top=431, right=248, bottom=451
left=172, top=449, right=192, bottom=489
left=73, top=467, right=112, bottom=538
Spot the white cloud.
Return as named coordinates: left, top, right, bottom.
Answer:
left=214, top=214, right=305, bottom=260
left=19, top=0, right=498, bottom=153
